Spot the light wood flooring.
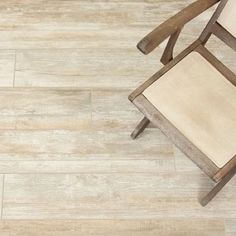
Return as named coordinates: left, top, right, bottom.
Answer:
left=0, top=0, right=235, bottom=235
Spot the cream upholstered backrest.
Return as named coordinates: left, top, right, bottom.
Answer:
left=217, top=0, right=236, bottom=37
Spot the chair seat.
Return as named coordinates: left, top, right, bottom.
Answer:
left=143, top=52, right=236, bottom=168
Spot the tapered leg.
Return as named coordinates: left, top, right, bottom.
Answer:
left=131, top=117, right=150, bottom=139
left=200, top=166, right=236, bottom=206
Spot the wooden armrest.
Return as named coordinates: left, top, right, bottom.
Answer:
left=137, top=0, right=220, bottom=55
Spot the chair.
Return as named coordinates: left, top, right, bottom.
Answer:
left=129, top=0, right=236, bottom=206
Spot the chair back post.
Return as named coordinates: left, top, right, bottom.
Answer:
left=199, top=0, right=228, bottom=44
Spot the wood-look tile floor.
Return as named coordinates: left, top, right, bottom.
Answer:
left=0, top=0, right=235, bottom=235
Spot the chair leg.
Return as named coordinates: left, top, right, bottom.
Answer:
left=200, top=167, right=236, bottom=206
left=131, top=117, right=150, bottom=139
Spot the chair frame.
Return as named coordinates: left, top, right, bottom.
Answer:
left=129, top=0, right=236, bottom=206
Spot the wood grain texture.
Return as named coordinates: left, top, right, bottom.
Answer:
left=0, top=219, right=226, bottom=236
left=0, top=175, right=4, bottom=218
left=91, top=90, right=143, bottom=130
left=0, top=89, right=91, bottom=130
left=0, top=0, right=234, bottom=234
left=0, top=51, right=15, bottom=87
left=3, top=173, right=236, bottom=219
left=14, top=49, right=158, bottom=89
left=225, top=218, right=236, bottom=235
left=0, top=130, right=170, bottom=154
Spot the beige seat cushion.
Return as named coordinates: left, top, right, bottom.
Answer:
left=217, top=0, right=236, bottom=37
left=143, top=52, right=236, bottom=168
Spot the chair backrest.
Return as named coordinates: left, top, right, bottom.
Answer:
left=217, top=0, right=236, bottom=37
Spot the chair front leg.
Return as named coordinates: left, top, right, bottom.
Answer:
left=200, top=165, right=236, bottom=206
left=131, top=117, right=150, bottom=139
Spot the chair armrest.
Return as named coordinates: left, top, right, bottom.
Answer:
left=137, top=0, right=220, bottom=55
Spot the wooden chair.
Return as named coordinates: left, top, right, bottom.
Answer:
left=129, top=0, right=236, bottom=206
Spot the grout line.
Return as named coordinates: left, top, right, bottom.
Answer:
left=13, top=50, right=17, bottom=87
left=1, top=174, right=5, bottom=220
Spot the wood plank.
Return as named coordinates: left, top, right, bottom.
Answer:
left=0, top=151, right=174, bottom=162
left=0, top=89, right=91, bottom=130
left=224, top=218, right=236, bottom=234
left=0, top=159, right=174, bottom=174
left=0, top=174, right=4, bottom=218
left=0, top=28, right=150, bottom=50
left=14, top=49, right=158, bottom=89
left=2, top=173, right=236, bottom=219
left=0, top=1, right=195, bottom=30
left=0, top=129, right=171, bottom=154
left=0, top=0, right=203, bottom=52
left=91, top=90, right=143, bottom=130
left=0, top=50, right=15, bottom=87
left=0, top=219, right=226, bottom=236
left=0, top=89, right=148, bottom=131
left=0, top=89, right=174, bottom=177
